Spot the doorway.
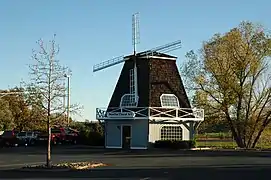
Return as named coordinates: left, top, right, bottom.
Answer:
left=122, top=125, right=131, bottom=149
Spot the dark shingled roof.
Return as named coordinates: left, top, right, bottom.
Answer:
left=107, top=53, right=191, bottom=109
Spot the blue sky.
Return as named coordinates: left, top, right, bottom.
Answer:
left=0, top=0, right=270, bottom=121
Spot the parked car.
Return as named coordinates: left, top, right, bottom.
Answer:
left=0, top=131, right=3, bottom=146
left=37, top=127, right=78, bottom=145
left=65, top=128, right=79, bottom=144
left=16, top=131, right=38, bottom=146
left=0, top=130, right=19, bottom=147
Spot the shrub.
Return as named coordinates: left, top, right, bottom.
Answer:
left=72, top=121, right=105, bottom=146
left=78, top=131, right=104, bottom=146
left=154, top=140, right=196, bottom=149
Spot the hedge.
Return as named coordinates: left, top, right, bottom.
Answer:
left=77, top=131, right=104, bottom=146
left=154, top=140, right=196, bottom=149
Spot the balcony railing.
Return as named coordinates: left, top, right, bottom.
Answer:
left=96, top=107, right=204, bottom=122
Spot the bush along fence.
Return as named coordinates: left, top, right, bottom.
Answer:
left=153, top=140, right=196, bottom=149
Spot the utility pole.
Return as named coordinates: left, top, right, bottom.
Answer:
left=64, top=73, right=71, bottom=127
left=63, top=81, right=66, bottom=124
left=67, top=75, right=70, bottom=126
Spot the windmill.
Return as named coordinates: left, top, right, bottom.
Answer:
left=93, top=13, right=204, bottom=150
left=93, top=12, right=182, bottom=108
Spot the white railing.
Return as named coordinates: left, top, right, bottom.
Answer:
left=96, top=107, right=204, bottom=122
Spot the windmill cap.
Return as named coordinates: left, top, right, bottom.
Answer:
left=124, top=51, right=177, bottom=60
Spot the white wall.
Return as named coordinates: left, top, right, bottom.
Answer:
left=148, top=123, right=190, bottom=142
left=105, top=119, right=149, bottom=149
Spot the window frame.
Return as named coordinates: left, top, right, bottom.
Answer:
left=160, top=126, right=183, bottom=141
left=120, top=94, right=138, bottom=107
left=160, top=93, right=180, bottom=108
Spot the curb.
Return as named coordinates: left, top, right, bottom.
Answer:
left=18, top=168, right=71, bottom=172
left=190, top=147, right=212, bottom=150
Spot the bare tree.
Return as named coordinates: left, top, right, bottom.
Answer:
left=28, top=34, right=68, bottom=167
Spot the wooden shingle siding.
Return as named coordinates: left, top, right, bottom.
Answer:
left=149, top=58, right=191, bottom=108
left=107, top=57, right=150, bottom=108
left=136, top=58, right=150, bottom=107
left=107, top=59, right=134, bottom=108
left=107, top=53, right=191, bottom=111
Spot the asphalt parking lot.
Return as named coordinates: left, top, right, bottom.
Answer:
left=0, top=146, right=271, bottom=179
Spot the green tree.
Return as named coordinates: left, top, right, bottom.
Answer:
left=182, top=22, right=271, bottom=148
left=24, top=86, right=47, bottom=130
left=1, top=88, right=32, bottom=131
left=0, top=98, right=14, bottom=130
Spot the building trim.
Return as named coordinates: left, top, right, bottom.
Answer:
left=100, top=117, right=203, bottom=122
left=140, top=56, right=177, bottom=60
left=96, top=107, right=204, bottom=122
left=105, top=146, right=122, bottom=149
left=130, top=146, right=147, bottom=150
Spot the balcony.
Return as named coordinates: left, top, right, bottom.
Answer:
left=96, top=107, right=204, bottom=123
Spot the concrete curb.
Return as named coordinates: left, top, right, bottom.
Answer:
left=190, top=147, right=212, bottom=150
left=18, top=168, right=71, bottom=172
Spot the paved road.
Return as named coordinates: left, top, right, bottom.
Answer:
left=0, top=146, right=271, bottom=179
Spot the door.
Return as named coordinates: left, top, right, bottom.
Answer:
left=122, top=125, right=131, bottom=149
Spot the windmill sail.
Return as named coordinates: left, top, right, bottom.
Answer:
left=93, top=55, right=125, bottom=72
left=140, top=40, right=182, bottom=56
left=132, top=12, right=140, bottom=105
left=93, top=13, right=141, bottom=73
left=132, top=12, right=140, bottom=55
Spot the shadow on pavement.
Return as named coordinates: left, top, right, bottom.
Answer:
left=2, top=147, right=271, bottom=158
left=0, top=165, right=270, bottom=179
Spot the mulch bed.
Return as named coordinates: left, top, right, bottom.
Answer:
left=21, top=161, right=108, bottom=171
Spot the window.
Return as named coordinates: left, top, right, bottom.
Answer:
left=160, top=126, right=182, bottom=141
left=120, top=94, right=138, bottom=107
left=160, top=94, right=179, bottom=108
left=17, top=132, right=26, bottom=137
left=26, top=132, right=33, bottom=136
left=51, top=129, right=61, bottom=133
left=129, top=69, right=135, bottom=94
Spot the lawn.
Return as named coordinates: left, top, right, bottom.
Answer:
left=196, top=140, right=237, bottom=148
left=195, top=132, right=271, bottom=149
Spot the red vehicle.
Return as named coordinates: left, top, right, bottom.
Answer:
left=0, top=130, right=19, bottom=147
left=37, top=127, right=78, bottom=145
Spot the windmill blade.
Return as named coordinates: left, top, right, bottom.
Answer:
left=93, top=55, right=125, bottom=72
left=132, top=12, right=140, bottom=54
left=141, top=40, right=182, bottom=56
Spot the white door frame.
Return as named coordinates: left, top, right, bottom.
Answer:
left=120, top=124, right=132, bottom=148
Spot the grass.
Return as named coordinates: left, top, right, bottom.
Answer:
left=197, top=141, right=237, bottom=149
left=196, top=140, right=271, bottom=149
left=196, top=132, right=232, bottom=140
left=195, top=132, right=271, bottom=149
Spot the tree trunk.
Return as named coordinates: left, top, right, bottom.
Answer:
left=251, top=126, right=265, bottom=148
left=232, top=130, right=245, bottom=148
left=46, top=114, right=51, bottom=167
left=225, top=114, right=245, bottom=148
